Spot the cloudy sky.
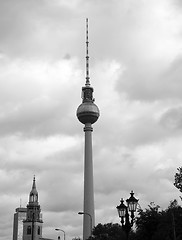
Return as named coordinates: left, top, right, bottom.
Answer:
left=1, top=0, right=182, bottom=239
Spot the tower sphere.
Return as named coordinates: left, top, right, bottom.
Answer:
left=77, top=101, right=100, bottom=124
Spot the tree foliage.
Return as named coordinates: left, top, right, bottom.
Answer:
left=134, top=200, right=182, bottom=240
left=134, top=202, right=161, bottom=240
left=87, top=223, right=126, bottom=240
left=85, top=200, right=182, bottom=240
left=174, top=167, right=182, bottom=198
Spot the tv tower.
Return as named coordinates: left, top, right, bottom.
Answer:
left=77, top=18, right=100, bottom=240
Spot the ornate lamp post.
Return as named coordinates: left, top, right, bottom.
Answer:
left=116, top=191, right=139, bottom=240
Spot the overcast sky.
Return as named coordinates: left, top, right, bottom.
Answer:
left=1, top=0, right=182, bottom=239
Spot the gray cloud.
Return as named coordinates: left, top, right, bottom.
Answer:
left=116, top=54, right=182, bottom=101
left=0, top=0, right=82, bottom=59
left=160, top=105, right=182, bottom=131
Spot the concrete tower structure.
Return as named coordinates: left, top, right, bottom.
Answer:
left=77, top=18, right=100, bottom=240
left=23, top=177, right=43, bottom=240
left=13, top=207, right=27, bottom=240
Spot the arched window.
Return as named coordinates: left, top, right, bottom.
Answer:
left=27, top=226, right=31, bottom=235
left=30, top=194, right=34, bottom=202
left=37, top=226, right=41, bottom=235
left=35, top=194, right=38, bottom=202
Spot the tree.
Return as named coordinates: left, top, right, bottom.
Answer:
left=87, top=223, right=126, bottom=240
left=174, top=167, right=182, bottom=199
left=134, top=202, right=162, bottom=240
left=86, top=200, right=182, bottom=240
left=167, top=200, right=182, bottom=240
left=134, top=200, right=182, bottom=240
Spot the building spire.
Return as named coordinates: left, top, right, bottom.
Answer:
left=32, top=175, right=36, bottom=190
left=85, top=18, right=90, bottom=86
left=23, top=177, right=43, bottom=240
left=29, top=176, right=38, bottom=204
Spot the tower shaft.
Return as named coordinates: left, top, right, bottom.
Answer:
left=83, top=123, right=95, bottom=240
left=76, top=19, right=100, bottom=240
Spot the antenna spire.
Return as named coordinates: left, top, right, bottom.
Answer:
left=86, top=18, right=90, bottom=86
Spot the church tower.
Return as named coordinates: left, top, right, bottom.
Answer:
left=23, top=177, right=43, bottom=240
left=77, top=19, right=100, bottom=240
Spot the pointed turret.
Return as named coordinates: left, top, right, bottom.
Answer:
left=29, top=176, right=38, bottom=204
left=23, top=177, right=43, bottom=240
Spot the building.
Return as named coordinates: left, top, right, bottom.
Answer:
left=13, top=207, right=27, bottom=240
left=23, top=177, right=43, bottom=240
left=76, top=18, right=100, bottom=240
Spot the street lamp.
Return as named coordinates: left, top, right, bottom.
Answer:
left=78, top=212, right=92, bottom=237
left=116, top=191, right=139, bottom=240
left=55, top=228, right=66, bottom=240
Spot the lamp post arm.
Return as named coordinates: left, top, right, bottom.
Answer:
left=55, top=229, right=66, bottom=240
left=78, top=212, right=93, bottom=237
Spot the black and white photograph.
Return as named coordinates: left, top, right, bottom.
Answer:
left=1, top=0, right=182, bottom=240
